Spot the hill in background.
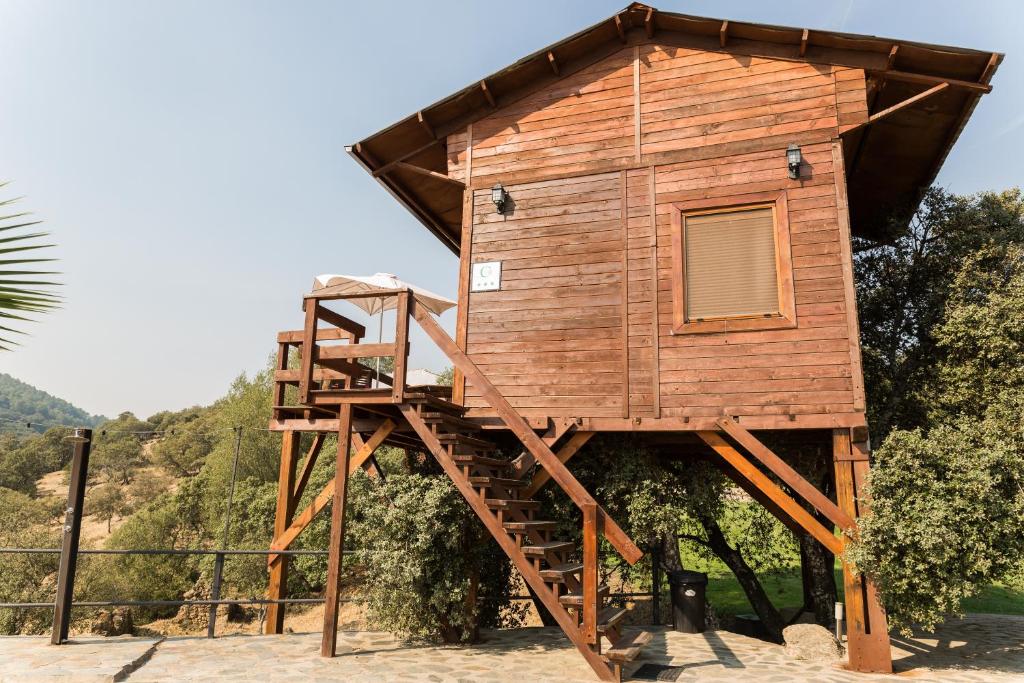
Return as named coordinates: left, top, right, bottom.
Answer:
left=0, top=373, right=105, bottom=432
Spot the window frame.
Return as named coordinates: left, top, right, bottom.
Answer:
left=669, top=190, right=796, bottom=335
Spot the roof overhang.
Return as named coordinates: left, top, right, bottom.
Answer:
left=350, top=3, right=1001, bottom=252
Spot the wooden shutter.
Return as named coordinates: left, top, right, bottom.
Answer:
left=684, top=207, right=779, bottom=320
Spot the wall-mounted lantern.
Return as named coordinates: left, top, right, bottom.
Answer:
left=491, top=183, right=510, bottom=213
left=786, top=144, right=803, bottom=180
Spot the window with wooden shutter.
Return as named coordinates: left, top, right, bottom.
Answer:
left=670, top=192, right=796, bottom=334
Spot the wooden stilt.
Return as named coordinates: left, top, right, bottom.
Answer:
left=833, top=429, right=892, bottom=674
left=265, top=430, right=300, bottom=634
left=321, top=405, right=353, bottom=657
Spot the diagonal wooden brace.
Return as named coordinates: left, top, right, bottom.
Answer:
left=510, top=420, right=573, bottom=478
left=716, top=417, right=856, bottom=531
left=524, top=431, right=595, bottom=498
left=267, top=419, right=395, bottom=566
left=698, top=431, right=842, bottom=555
left=293, top=433, right=326, bottom=501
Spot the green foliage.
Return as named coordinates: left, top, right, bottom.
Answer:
left=348, top=471, right=520, bottom=642
left=851, top=422, right=1024, bottom=634
left=0, top=427, right=73, bottom=495
left=0, top=188, right=61, bottom=350
left=79, top=477, right=207, bottom=621
left=856, top=188, right=1024, bottom=441
left=854, top=207, right=1024, bottom=633
left=150, top=410, right=217, bottom=476
left=90, top=483, right=129, bottom=532
left=435, top=366, right=454, bottom=387
left=930, top=244, right=1024, bottom=420
left=90, top=413, right=154, bottom=485
left=0, top=487, right=59, bottom=634
left=0, top=372, right=103, bottom=432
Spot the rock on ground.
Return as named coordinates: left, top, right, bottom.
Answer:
left=90, top=607, right=134, bottom=636
left=782, top=623, right=844, bottom=662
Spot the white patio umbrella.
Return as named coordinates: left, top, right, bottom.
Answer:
left=311, top=273, right=456, bottom=386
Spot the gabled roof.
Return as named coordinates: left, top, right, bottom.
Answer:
left=348, top=3, right=1001, bottom=253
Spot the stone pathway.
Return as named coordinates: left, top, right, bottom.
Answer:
left=0, top=615, right=1020, bottom=682
left=0, top=636, right=161, bottom=682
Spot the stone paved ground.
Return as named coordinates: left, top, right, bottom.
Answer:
left=1, top=615, right=1021, bottom=682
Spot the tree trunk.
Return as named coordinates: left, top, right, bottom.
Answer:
left=798, top=452, right=838, bottom=629
left=659, top=531, right=683, bottom=572
left=799, top=533, right=837, bottom=628
left=700, top=514, right=785, bottom=643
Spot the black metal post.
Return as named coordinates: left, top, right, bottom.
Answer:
left=207, top=551, right=225, bottom=638
left=651, top=543, right=662, bottom=626
left=51, top=428, right=91, bottom=644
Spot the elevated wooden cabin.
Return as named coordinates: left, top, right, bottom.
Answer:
left=265, top=5, right=999, bottom=680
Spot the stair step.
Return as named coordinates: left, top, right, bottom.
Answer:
left=406, top=393, right=466, bottom=414
left=469, top=476, right=528, bottom=489
left=603, top=630, right=652, bottom=664
left=452, top=453, right=509, bottom=469
left=521, top=541, right=574, bottom=558
left=503, top=520, right=557, bottom=533
left=597, top=606, right=628, bottom=633
left=559, top=585, right=609, bottom=607
left=539, top=562, right=582, bottom=582
left=438, top=433, right=497, bottom=451
left=485, top=498, right=540, bottom=511
left=419, top=411, right=480, bottom=431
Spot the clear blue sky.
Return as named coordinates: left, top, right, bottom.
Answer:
left=0, top=1, right=1019, bottom=419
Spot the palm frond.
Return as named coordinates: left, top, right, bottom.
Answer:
left=0, top=187, right=60, bottom=348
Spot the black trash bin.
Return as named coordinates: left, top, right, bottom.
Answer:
left=668, top=570, right=708, bottom=633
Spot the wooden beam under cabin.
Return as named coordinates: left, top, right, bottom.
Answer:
left=716, top=417, right=856, bottom=531
left=614, top=13, right=626, bottom=43
left=698, top=431, right=842, bottom=555
left=719, top=20, right=729, bottom=48
left=644, top=8, right=655, bottom=38
left=799, top=29, right=809, bottom=57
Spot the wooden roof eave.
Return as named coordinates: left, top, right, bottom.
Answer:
left=347, top=145, right=461, bottom=256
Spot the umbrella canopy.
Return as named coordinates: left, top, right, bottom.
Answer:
left=311, top=272, right=456, bottom=316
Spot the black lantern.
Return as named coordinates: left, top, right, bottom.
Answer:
left=786, top=144, right=803, bottom=180
left=491, top=183, right=510, bottom=213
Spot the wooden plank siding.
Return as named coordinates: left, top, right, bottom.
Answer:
left=448, top=43, right=870, bottom=427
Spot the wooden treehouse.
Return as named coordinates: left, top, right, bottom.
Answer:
left=263, top=5, right=1000, bottom=680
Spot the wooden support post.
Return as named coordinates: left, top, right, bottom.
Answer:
left=298, top=300, right=318, bottom=404
left=322, top=406, right=353, bottom=657
left=207, top=551, right=224, bottom=638
left=51, top=428, right=90, bottom=645
left=392, top=290, right=410, bottom=403
left=833, top=429, right=892, bottom=674
left=265, top=430, right=300, bottom=634
left=582, top=503, right=599, bottom=645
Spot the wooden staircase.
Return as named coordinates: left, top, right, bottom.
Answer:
left=401, top=398, right=651, bottom=681
left=269, top=290, right=652, bottom=681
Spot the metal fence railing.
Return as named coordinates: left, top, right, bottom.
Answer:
left=1, top=428, right=666, bottom=642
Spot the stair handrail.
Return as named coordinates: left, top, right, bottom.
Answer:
left=409, top=298, right=643, bottom=565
